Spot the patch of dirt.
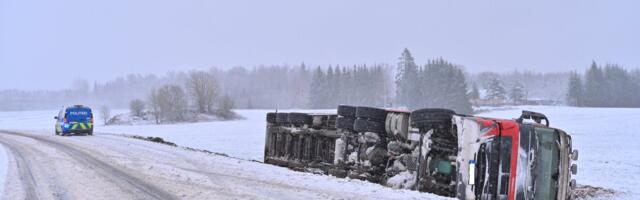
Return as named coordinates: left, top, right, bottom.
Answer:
left=574, top=185, right=617, bottom=199
left=130, top=135, right=177, bottom=146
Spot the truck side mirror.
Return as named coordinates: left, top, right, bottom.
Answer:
left=571, top=150, right=579, bottom=161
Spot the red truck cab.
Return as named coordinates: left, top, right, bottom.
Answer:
left=454, top=111, right=578, bottom=200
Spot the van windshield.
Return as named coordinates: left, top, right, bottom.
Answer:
left=65, top=108, right=92, bottom=122
left=532, top=127, right=560, bottom=200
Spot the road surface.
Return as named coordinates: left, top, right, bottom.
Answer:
left=0, top=130, right=448, bottom=200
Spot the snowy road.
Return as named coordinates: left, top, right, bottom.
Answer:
left=0, top=130, right=448, bottom=200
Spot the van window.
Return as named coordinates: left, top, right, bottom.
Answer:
left=65, top=108, right=92, bottom=122
left=58, top=110, right=64, bottom=121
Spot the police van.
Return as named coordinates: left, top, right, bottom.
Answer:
left=54, top=105, right=94, bottom=136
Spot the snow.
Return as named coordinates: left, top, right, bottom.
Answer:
left=0, top=130, right=451, bottom=199
left=0, top=144, right=8, bottom=196
left=97, top=109, right=331, bottom=161
left=98, top=110, right=271, bottom=160
left=1, top=106, right=639, bottom=199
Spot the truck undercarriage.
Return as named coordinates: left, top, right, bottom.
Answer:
left=264, top=105, right=579, bottom=200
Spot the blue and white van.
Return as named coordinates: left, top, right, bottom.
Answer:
left=54, top=105, right=94, bottom=136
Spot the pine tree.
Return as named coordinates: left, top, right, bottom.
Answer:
left=566, top=71, right=584, bottom=106
left=419, top=58, right=473, bottom=114
left=584, top=61, right=606, bottom=106
left=486, top=78, right=506, bottom=100
left=470, top=82, right=480, bottom=100
left=326, top=66, right=336, bottom=107
left=396, top=48, right=419, bottom=108
left=309, top=66, right=326, bottom=108
left=508, top=82, right=526, bottom=105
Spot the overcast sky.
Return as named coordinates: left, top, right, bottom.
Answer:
left=1, top=0, right=638, bottom=90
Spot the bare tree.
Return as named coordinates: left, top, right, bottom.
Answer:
left=100, top=105, right=111, bottom=125
left=129, top=99, right=145, bottom=117
left=151, top=85, right=188, bottom=123
left=148, top=90, right=161, bottom=124
left=217, top=95, right=236, bottom=120
left=186, top=71, right=218, bottom=113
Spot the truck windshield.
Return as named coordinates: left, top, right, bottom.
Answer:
left=532, top=127, right=560, bottom=200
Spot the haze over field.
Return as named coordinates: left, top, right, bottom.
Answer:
left=2, top=0, right=639, bottom=90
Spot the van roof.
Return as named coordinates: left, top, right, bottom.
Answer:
left=66, top=105, right=92, bottom=110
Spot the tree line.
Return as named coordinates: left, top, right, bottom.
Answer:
left=567, top=62, right=640, bottom=107
left=5, top=50, right=637, bottom=112
left=308, top=65, right=392, bottom=109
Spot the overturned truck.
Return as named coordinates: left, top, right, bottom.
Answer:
left=264, top=106, right=579, bottom=200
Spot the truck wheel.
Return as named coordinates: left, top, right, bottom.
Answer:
left=355, top=106, right=387, bottom=122
left=354, top=118, right=385, bottom=133
left=288, top=113, right=312, bottom=125
left=266, top=112, right=277, bottom=123
left=410, top=108, right=455, bottom=128
left=88, top=131, right=93, bottom=136
left=336, top=117, right=355, bottom=131
left=275, top=113, right=289, bottom=124
left=390, top=113, right=409, bottom=139
left=337, top=105, right=356, bottom=117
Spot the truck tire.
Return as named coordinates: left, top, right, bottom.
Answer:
left=276, top=113, right=289, bottom=124
left=288, top=113, right=312, bottom=125
left=355, top=106, right=387, bottom=122
left=354, top=118, right=385, bottom=133
left=337, top=105, right=357, bottom=117
left=336, top=116, right=355, bottom=131
left=410, top=108, right=455, bottom=128
left=88, top=130, right=93, bottom=136
left=266, top=112, right=277, bottom=123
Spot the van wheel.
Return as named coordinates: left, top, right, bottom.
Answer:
left=88, top=131, right=93, bottom=136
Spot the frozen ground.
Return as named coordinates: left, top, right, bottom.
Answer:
left=0, top=106, right=638, bottom=199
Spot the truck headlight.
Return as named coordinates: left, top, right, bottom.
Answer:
left=63, top=124, right=70, bottom=128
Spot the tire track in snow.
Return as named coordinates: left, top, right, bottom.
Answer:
left=0, top=139, right=39, bottom=200
left=0, top=130, right=178, bottom=200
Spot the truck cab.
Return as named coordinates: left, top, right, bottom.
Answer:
left=453, top=111, right=578, bottom=200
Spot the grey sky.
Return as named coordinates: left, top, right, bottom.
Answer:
left=1, top=0, right=638, bottom=90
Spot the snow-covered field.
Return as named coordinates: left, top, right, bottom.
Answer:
left=1, top=106, right=639, bottom=199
